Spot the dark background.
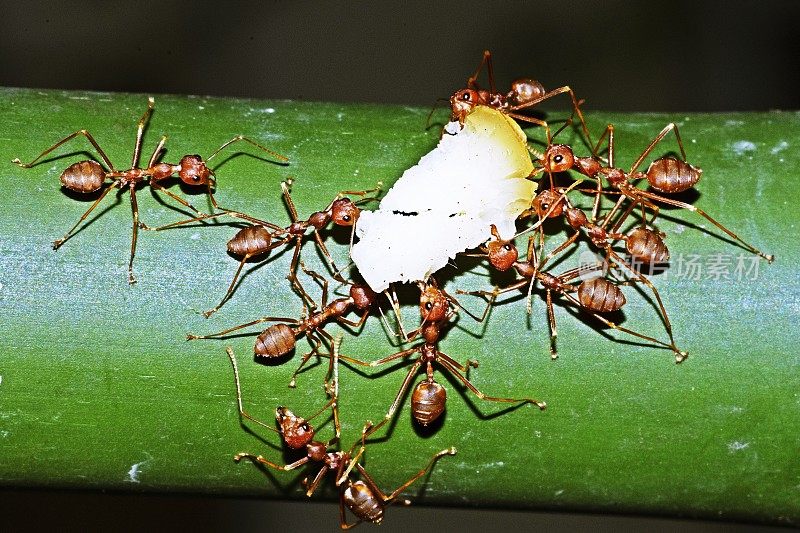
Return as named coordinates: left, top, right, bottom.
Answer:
left=1, top=1, right=796, bottom=531
left=2, top=1, right=799, bottom=111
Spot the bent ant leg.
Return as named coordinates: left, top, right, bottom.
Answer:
left=12, top=130, right=116, bottom=171
left=634, top=189, right=774, bottom=262
left=511, top=86, right=594, bottom=153
left=375, top=447, right=457, bottom=502
left=361, top=359, right=424, bottom=441
left=149, top=180, right=200, bottom=216
left=187, top=317, right=298, bottom=340
left=467, top=49, right=496, bottom=93
left=51, top=183, right=116, bottom=250
left=561, top=292, right=687, bottom=363
left=437, top=355, right=547, bottom=409
left=205, top=135, right=289, bottom=165
left=233, top=452, right=310, bottom=472
left=225, top=346, right=280, bottom=434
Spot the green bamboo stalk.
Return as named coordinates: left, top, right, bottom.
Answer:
left=0, top=88, right=796, bottom=526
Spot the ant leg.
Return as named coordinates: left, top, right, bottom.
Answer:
left=225, top=347, right=280, bottom=433
left=131, top=97, right=155, bottom=168
left=538, top=231, right=580, bottom=273
left=375, top=447, right=457, bottom=503
left=149, top=181, right=199, bottom=216
left=51, top=183, right=116, bottom=249
left=438, top=357, right=547, bottom=409
left=362, top=359, right=424, bottom=441
left=436, top=352, right=479, bottom=374
left=12, top=130, right=116, bottom=171
left=629, top=123, right=687, bottom=174
left=562, top=292, right=687, bottom=363
left=312, top=230, right=348, bottom=283
left=635, top=189, right=774, bottom=262
left=203, top=253, right=255, bottom=318
left=511, top=86, right=593, bottom=152
left=606, top=248, right=684, bottom=353
left=546, top=288, right=558, bottom=359
left=205, top=135, right=289, bottom=164
left=338, top=486, right=363, bottom=530
left=233, top=452, right=309, bottom=472
left=187, top=317, right=298, bottom=340
left=456, top=279, right=528, bottom=300
left=336, top=309, right=369, bottom=329
left=128, top=184, right=141, bottom=284
left=441, top=287, right=496, bottom=324
left=289, top=332, right=325, bottom=388
left=467, top=49, right=494, bottom=93
left=303, top=465, right=330, bottom=497
left=146, top=135, right=167, bottom=168
left=147, top=210, right=283, bottom=231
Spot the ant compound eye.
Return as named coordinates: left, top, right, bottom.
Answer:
left=425, top=302, right=433, bottom=310
left=301, top=423, right=310, bottom=431
left=554, top=154, right=564, bottom=164
left=461, top=92, right=471, bottom=101
left=503, top=244, right=512, bottom=251
left=342, top=215, right=351, bottom=222
left=193, top=175, right=200, bottom=181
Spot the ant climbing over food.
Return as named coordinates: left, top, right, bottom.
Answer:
left=11, top=97, right=288, bottom=283
left=448, top=50, right=593, bottom=150
left=189, top=264, right=379, bottom=388
left=150, top=179, right=381, bottom=317
left=536, top=122, right=774, bottom=263
left=460, top=225, right=688, bottom=362
left=317, top=280, right=546, bottom=436
left=227, top=340, right=455, bottom=529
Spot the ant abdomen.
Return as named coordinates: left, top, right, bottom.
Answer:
left=626, top=227, right=670, bottom=264
left=254, top=323, right=295, bottom=357
left=411, top=379, right=446, bottom=426
left=344, top=480, right=384, bottom=524
left=60, top=160, right=105, bottom=193
left=227, top=226, right=272, bottom=256
left=509, top=78, right=546, bottom=106
left=577, top=278, right=626, bottom=312
left=646, top=156, right=702, bottom=193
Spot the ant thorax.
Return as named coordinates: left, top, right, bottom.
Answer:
left=351, top=105, right=536, bottom=292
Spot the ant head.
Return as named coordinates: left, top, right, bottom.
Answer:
left=331, top=198, right=359, bottom=226
left=532, top=189, right=566, bottom=219
left=275, top=406, right=315, bottom=449
left=485, top=224, right=518, bottom=271
left=350, top=284, right=376, bottom=310
left=450, top=89, right=479, bottom=122
left=544, top=144, right=575, bottom=173
left=418, top=283, right=449, bottom=323
left=509, top=78, right=546, bottom=106
left=178, top=155, right=214, bottom=187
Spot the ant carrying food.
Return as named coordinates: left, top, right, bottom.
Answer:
left=448, top=50, right=593, bottom=149
left=227, top=340, right=455, bottom=529
left=11, top=97, right=288, bottom=283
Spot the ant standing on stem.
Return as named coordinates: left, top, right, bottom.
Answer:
left=149, top=179, right=382, bottom=317
left=227, top=339, right=456, bottom=529
left=11, top=97, right=288, bottom=283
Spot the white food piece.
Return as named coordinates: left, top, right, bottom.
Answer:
left=351, top=105, right=535, bottom=292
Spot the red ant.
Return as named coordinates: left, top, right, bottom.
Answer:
left=11, top=97, right=288, bottom=283
left=460, top=225, right=688, bottom=362
left=150, top=179, right=381, bottom=317
left=320, top=280, right=546, bottom=435
left=189, top=264, right=379, bottom=388
left=226, top=341, right=455, bottom=529
left=537, top=122, right=774, bottom=263
left=449, top=50, right=593, bottom=149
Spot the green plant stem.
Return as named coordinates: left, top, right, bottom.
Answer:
left=0, top=88, right=797, bottom=525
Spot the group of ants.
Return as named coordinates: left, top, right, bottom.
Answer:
left=13, top=52, right=774, bottom=527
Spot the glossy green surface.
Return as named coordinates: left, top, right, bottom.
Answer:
left=0, top=88, right=796, bottom=525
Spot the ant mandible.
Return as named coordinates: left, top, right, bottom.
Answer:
left=11, top=97, right=288, bottom=283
